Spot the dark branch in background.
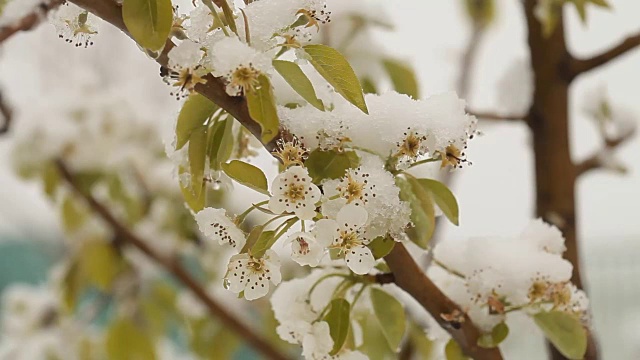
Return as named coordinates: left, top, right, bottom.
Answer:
left=576, top=128, right=636, bottom=176
left=67, top=1, right=505, bottom=358
left=569, top=31, right=640, bottom=78
left=458, top=24, right=486, bottom=99
left=55, top=160, right=292, bottom=360
left=0, top=0, right=65, bottom=44
left=467, top=109, right=526, bottom=122
left=0, top=90, right=12, bottom=134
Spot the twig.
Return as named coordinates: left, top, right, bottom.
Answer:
left=467, top=109, right=526, bottom=122
left=458, top=24, right=485, bottom=99
left=66, top=1, right=504, bottom=358
left=55, top=159, right=292, bottom=360
left=0, top=0, right=66, bottom=44
left=576, top=128, right=635, bottom=176
left=0, top=91, right=12, bottom=134
left=569, top=31, right=640, bottom=78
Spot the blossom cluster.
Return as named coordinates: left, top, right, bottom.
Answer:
left=429, top=219, right=589, bottom=333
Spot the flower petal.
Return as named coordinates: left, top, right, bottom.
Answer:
left=345, top=245, right=375, bottom=275
left=314, top=219, right=339, bottom=247
left=337, top=204, right=368, bottom=230
left=226, top=254, right=250, bottom=293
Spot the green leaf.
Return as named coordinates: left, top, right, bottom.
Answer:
left=176, top=94, right=218, bottom=150
left=303, top=44, right=368, bottom=114
left=61, top=196, right=87, bottom=233
left=122, top=0, right=173, bottom=51
left=464, top=0, right=495, bottom=27
left=370, top=288, right=406, bottom=352
left=209, top=117, right=234, bottom=169
left=61, top=260, right=84, bottom=312
left=188, top=125, right=208, bottom=199
left=534, top=311, right=587, bottom=359
left=221, top=160, right=269, bottom=195
left=42, top=161, right=60, bottom=197
left=409, top=322, right=434, bottom=359
left=305, top=149, right=360, bottom=184
left=246, top=74, right=280, bottom=143
left=250, top=230, right=276, bottom=258
left=445, top=339, right=468, bottom=360
left=396, top=175, right=435, bottom=249
left=323, top=298, right=351, bottom=355
left=368, top=235, right=396, bottom=260
left=241, top=224, right=264, bottom=253
left=79, top=240, right=123, bottom=291
left=273, top=60, right=324, bottom=110
left=106, top=318, right=156, bottom=360
left=179, top=165, right=206, bottom=212
left=218, top=0, right=238, bottom=35
left=360, top=77, right=378, bottom=95
left=414, top=178, right=459, bottom=225
left=478, top=322, right=510, bottom=348
left=382, top=59, right=419, bottom=99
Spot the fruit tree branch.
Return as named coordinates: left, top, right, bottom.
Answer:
left=55, top=159, right=292, bottom=360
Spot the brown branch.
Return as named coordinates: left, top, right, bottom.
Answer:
left=576, top=128, right=635, bottom=176
left=569, top=31, right=640, bottom=78
left=467, top=109, right=526, bottom=122
left=385, top=245, right=503, bottom=360
left=0, top=91, right=12, bottom=134
left=55, top=159, right=292, bottom=360
left=66, top=1, right=504, bottom=358
left=0, top=0, right=65, bottom=44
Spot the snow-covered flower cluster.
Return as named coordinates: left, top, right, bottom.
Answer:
left=270, top=270, right=370, bottom=360
left=429, top=219, right=589, bottom=333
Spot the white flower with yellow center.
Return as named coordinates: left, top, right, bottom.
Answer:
left=51, top=3, right=98, bottom=48
left=315, top=204, right=374, bottom=274
left=269, top=166, right=321, bottom=220
left=285, top=231, right=327, bottom=267
left=225, top=250, right=281, bottom=300
left=195, top=207, right=246, bottom=250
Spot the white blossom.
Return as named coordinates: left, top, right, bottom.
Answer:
left=168, top=40, right=204, bottom=70
left=302, top=321, right=334, bottom=360
left=315, top=204, right=375, bottom=274
left=50, top=3, right=98, bottom=48
left=195, top=207, right=246, bottom=250
left=225, top=249, right=281, bottom=300
left=269, top=166, right=321, bottom=220
left=286, top=231, right=327, bottom=267
left=520, top=218, right=566, bottom=254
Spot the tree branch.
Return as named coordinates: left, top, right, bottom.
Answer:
left=576, top=128, right=636, bottom=176
left=467, top=109, right=526, bottom=122
left=0, top=90, right=12, bottom=135
left=385, top=245, right=503, bottom=360
left=55, top=159, right=292, bottom=360
left=64, top=1, right=503, bottom=358
left=0, top=0, right=65, bottom=44
left=569, top=31, right=640, bottom=77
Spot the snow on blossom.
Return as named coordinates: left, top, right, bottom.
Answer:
left=225, top=249, right=281, bottom=300
left=206, top=36, right=272, bottom=96
left=186, top=5, right=213, bottom=42
left=279, top=91, right=477, bottom=168
left=242, top=0, right=329, bottom=50
left=285, top=231, right=327, bottom=266
left=520, top=218, right=566, bottom=254
left=168, top=40, right=204, bottom=70
left=430, top=220, right=589, bottom=332
left=321, top=154, right=411, bottom=241
left=195, top=207, right=246, bottom=250
left=315, top=204, right=375, bottom=274
left=269, top=165, right=321, bottom=220
left=302, top=321, right=334, bottom=359
left=50, top=2, right=99, bottom=48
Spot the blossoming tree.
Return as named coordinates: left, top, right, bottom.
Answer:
left=0, top=0, right=636, bottom=359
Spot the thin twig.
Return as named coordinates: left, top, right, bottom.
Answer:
left=576, top=128, right=636, bottom=176
left=0, top=91, right=13, bottom=135
left=569, top=31, right=640, bottom=78
left=467, top=109, right=526, bottom=122
left=55, top=160, right=292, bottom=360
left=0, top=0, right=66, bottom=44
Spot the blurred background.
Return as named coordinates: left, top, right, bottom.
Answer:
left=0, top=0, right=639, bottom=359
